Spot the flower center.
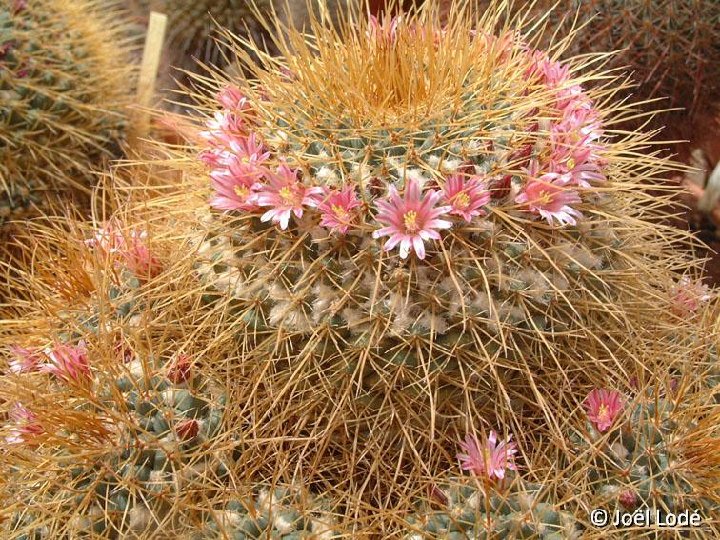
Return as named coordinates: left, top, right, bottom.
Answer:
left=566, top=158, right=576, bottom=170
left=453, top=191, right=471, bottom=210
left=403, top=210, right=419, bottom=233
left=598, top=403, right=609, bottom=421
left=234, top=185, right=250, bottom=199
left=332, top=204, right=350, bottom=222
left=536, top=190, right=553, bottom=205
left=483, top=447, right=493, bottom=466
left=279, top=186, right=298, bottom=205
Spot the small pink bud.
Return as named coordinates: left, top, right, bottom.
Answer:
left=619, top=489, right=638, bottom=509
left=176, top=419, right=199, bottom=441
left=216, top=85, right=248, bottom=111
left=488, top=175, right=512, bottom=200
left=7, top=346, right=42, bottom=374
left=41, top=342, right=91, bottom=384
left=167, top=354, right=192, bottom=384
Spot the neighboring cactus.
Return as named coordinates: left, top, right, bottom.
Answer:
left=559, top=0, right=720, bottom=112
left=457, top=0, right=720, bottom=113
left=3, top=346, right=230, bottom=539
left=0, top=0, right=135, bottom=228
left=192, top=485, right=339, bottom=539
left=404, top=478, right=580, bottom=539
left=570, top=386, right=720, bottom=533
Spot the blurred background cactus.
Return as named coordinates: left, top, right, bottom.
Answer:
left=440, top=0, right=720, bottom=115
left=128, top=0, right=357, bottom=110
left=0, top=0, right=136, bottom=233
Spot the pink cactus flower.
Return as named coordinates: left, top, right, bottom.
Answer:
left=317, top=185, right=363, bottom=234
left=367, top=14, right=401, bottom=45
left=86, top=220, right=124, bottom=257
left=216, top=85, right=249, bottom=111
left=670, top=277, right=711, bottom=315
left=6, top=404, right=43, bottom=444
left=256, top=164, right=324, bottom=230
left=7, top=346, right=42, bottom=374
left=41, top=342, right=91, bottom=383
left=442, top=174, right=491, bottom=222
left=457, top=430, right=518, bottom=481
left=200, top=111, right=244, bottom=147
left=584, top=388, right=624, bottom=433
left=210, top=171, right=263, bottom=212
left=13, top=0, right=28, bottom=14
left=372, top=179, right=452, bottom=260
left=122, top=230, right=163, bottom=279
left=515, top=164, right=583, bottom=226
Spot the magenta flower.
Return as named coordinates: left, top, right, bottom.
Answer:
left=442, top=174, right=491, bottom=222
left=86, top=220, right=124, bottom=257
left=216, top=85, right=249, bottom=111
left=670, top=277, right=711, bottom=315
left=256, top=164, right=324, bottom=229
left=200, top=111, right=244, bottom=147
left=515, top=164, right=583, bottom=226
left=584, top=389, right=624, bottom=433
left=7, top=346, right=42, bottom=374
left=41, top=342, right=91, bottom=383
left=457, top=430, right=518, bottom=481
left=372, top=179, right=452, bottom=260
left=122, top=230, right=163, bottom=279
left=317, top=185, right=363, bottom=234
left=6, top=404, right=43, bottom=444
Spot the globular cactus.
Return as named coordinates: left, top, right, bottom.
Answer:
left=404, top=478, right=580, bottom=539
left=0, top=0, right=135, bottom=230
left=460, top=0, right=720, bottom=113
left=570, top=386, right=720, bottom=532
left=182, top=2, right=705, bottom=477
left=558, top=0, right=720, bottom=112
left=2, top=343, right=230, bottom=539
left=192, top=485, right=339, bottom=539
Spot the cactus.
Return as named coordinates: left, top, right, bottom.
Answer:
left=192, top=485, right=339, bottom=539
left=0, top=0, right=136, bottom=230
left=2, top=341, right=230, bottom=539
left=185, top=3, right=704, bottom=425
left=570, top=386, right=720, bottom=534
left=558, top=0, right=720, bottom=112
left=404, top=478, right=580, bottom=539
left=456, top=0, right=720, bottom=113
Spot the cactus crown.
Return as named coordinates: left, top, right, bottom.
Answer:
left=0, top=0, right=135, bottom=226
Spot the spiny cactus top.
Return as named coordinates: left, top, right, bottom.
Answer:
left=0, top=0, right=135, bottom=224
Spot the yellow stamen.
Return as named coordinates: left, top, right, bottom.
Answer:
left=537, top=191, right=553, bottom=205
left=332, top=204, right=350, bottom=222
left=234, top=185, right=249, bottom=198
left=598, top=403, right=609, bottom=421
left=403, top=210, right=419, bottom=233
left=279, top=186, right=295, bottom=204
left=453, top=191, right=471, bottom=210
left=566, top=158, right=576, bottom=170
